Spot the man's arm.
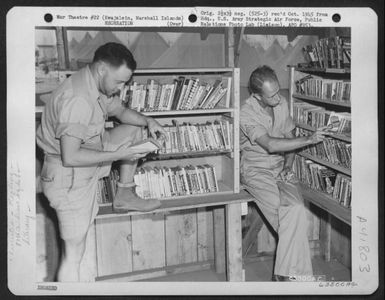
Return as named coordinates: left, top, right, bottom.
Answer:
left=255, top=127, right=327, bottom=154
left=282, top=130, right=296, bottom=170
left=60, top=135, right=147, bottom=167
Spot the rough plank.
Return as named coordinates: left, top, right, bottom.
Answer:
left=213, top=207, right=226, bottom=273
left=131, top=213, right=166, bottom=271
left=94, top=216, right=133, bottom=277
left=165, top=209, right=197, bottom=266
left=226, top=203, right=243, bottom=281
left=96, top=261, right=213, bottom=282
left=320, top=213, right=332, bottom=261
left=197, top=207, right=214, bottom=261
left=97, top=190, right=255, bottom=219
left=330, top=216, right=351, bottom=269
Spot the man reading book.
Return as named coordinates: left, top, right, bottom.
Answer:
left=240, top=65, right=327, bottom=281
left=36, top=42, right=166, bottom=282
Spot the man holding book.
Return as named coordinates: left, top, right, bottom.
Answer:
left=240, top=65, right=327, bottom=281
left=36, top=42, right=166, bottom=282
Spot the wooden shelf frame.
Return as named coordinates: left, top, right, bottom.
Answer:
left=300, top=183, right=351, bottom=225
left=294, top=67, right=351, bottom=74
left=292, top=93, right=351, bottom=108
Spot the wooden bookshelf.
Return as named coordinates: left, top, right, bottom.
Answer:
left=289, top=65, right=352, bottom=228
left=295, top=123, right=351, bottom=143
left=298, top=152, right=351, bottom=176
left=300, top=183, right=351, bottom=225
left=121, top=67, right=240, bottom=197
left=292, top=93, right=351, bottom=108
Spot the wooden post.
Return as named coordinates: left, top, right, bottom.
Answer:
left=234, top=27, right=245, bottom=68
left=62, top=27, right=70, bottom=70
left=226, top=203, right=243, bottom=281
left=288, top=66, right=295, bottom=116
left=213, top=207, right=226, bottom=273
left=320, top=213, right=332, bottom=261
left=55, top=27, right=66, bottom=70
left=225, top=27, right=235, bottom=67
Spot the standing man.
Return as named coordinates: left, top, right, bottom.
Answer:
left=36, top=42, right=166, bottom=282
left=240, top=65, right=327, bottom=281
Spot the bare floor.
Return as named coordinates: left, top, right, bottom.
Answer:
left=143, top=256, right=351, bottom=282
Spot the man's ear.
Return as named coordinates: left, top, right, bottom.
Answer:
left=96, top=61, right=107, bottom=77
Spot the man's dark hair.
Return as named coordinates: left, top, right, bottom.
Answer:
left=93, top=42, right=137, bottom=71
left=249, top=65, right=279, bottom=95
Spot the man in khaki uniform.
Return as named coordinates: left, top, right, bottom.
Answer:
left=37, top=43, right=166, bottom=282
left=240, top=66, right=327, bottom=281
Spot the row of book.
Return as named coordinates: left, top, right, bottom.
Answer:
left=142, top=119, right=233, bottom=154
left=296, top=128, right=352, bottom=169
left=96, top=169, right=119, bottom=204
left=134, top=164, right=219, bottom=199
left=293, top=102, right=351, bottom=136
left=120, top=76, right=231, bottom=112
left=302, top=36, right=351, bottom=69
left=295, top=75, right=351, bottom=103
left=293, top=155, right=351, bottom=207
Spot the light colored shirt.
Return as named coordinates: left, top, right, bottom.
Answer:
left=240, top=95, right=295, bottom=172
left=36, top=66, right=122, bottom=155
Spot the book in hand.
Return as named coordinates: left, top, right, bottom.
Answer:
left=129, top=138, right=162, bottom=153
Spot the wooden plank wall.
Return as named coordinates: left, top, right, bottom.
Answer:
left=165, top=209, right=197, bottom=266
left=95, top=208, right=214, bottom=277
left=131, top=213, right=166, bottom=271
left=95, top=216, right=133, bottom=276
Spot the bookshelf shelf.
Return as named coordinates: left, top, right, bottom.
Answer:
left=147, top=149, right=232, bottom=160
left=298, top=152, right=351, bottom=176
left=300, top=183, right=351, bottom=225
left=292, top=93, right=351, bottom=108
left=295, top=67, right=350, bottom=75
left=295, top=123, right=351, bottom=143
left=141, top=108, right=234, bottom=116
left=134, top=67, right=235, bottom=75
left=96, top=181, right=234, bottom=215
left=96, top=189, right=253, bottom=220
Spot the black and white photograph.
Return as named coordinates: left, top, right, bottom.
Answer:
left=6, top=6, right=380, bottom=295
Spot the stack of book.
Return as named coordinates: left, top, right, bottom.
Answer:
left=134, top=164, right=219, bottom=199
left=293, top=102, right=351, bottom=136
left=332, top=174, right=352, bottom=208
left=96, top=169, right=119, bottom=204
left=302, top=36, right=351, bottom=69
left=293, top=155, right=351, bottom=207
left=296, top=128, right=352, bottom=169
left=295, top=75, right=351, bottom=103
left=148, top=119, right=233, bottom=154
left=120, top=76, right=231, bottom=112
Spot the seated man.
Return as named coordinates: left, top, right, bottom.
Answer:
left=240, top=65, right=327, bottom=281
left=36, top=42, right=166, bottom=282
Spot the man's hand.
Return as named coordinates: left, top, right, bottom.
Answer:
left=115, top=144, right=149, bottom=161
left=308, top=127, right=328, bottom=145
left=146, top=117, right=167, bottom=141
left=279, top=166, right=293, bottom=182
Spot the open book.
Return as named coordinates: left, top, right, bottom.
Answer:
left=129, top=138, right=162, bottom=153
